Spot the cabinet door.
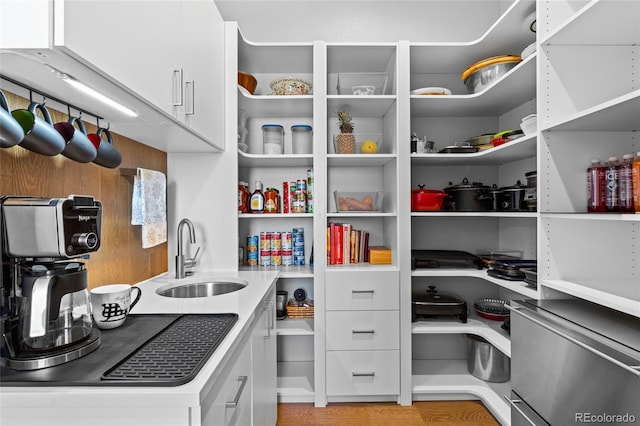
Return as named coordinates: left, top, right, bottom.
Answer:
left=58, top=0, right=181, bottom=115
left=179, top=0, right=225, bottom=146
left=251, top=294, right=277, bottom=425
left=201, top=331, right=252, bottom=426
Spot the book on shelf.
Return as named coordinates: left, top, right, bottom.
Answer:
left=327, top=222, right=370, bottom=265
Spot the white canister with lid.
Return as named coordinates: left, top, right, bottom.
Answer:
left=262, top=124, right=284, bottom=155
left=291, top=125, right=313, bottom=154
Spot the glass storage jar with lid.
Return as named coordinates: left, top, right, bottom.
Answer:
left=291, top=125, right=312, bottom=154
left=262, top=124, right=284, bottom=155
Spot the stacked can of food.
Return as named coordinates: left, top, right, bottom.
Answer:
left=293, top=228, right=305, bottom=265
left=282, top=231, right=293, bottom=266
left=259, top=231, right=271, bottom=266
left=270, top=232, right=282, bottom=266
left=247, top=235, right=259, bottom=266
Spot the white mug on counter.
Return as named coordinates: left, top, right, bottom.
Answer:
left=90, top=284, right=141, bottom=329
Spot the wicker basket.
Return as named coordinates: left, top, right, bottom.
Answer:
left=286, top=303, right=314, bottom=319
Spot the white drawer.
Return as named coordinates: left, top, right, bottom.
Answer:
left=326, top=270, right=399, bottom=311
left=326, top=310, right=399, bottom=351
left=326, top=350, right=399, bottom=396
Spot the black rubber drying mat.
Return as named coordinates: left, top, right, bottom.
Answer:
left=101, top=313, right=238, bottom=385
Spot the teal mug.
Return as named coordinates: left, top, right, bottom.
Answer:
left=54, top=116, right=97, bottom=163
left=88, top=127, right=122, bottom=168
left=12, top=102, right=66, bottom=156
left=0, top=90, right=24, bottom=148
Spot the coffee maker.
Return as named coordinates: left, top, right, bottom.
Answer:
left=1, top=195, right=103, bottom=370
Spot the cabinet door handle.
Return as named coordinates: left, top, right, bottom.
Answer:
left=185, top=80, right=194, bottom=115
left=172, top=68, right=183, bottom=106
left=264, top=301, right=273, bottom=339
left=352, top=329, right=375, bottom=334
left=503, top=395, right=537, bottom=426
left=352, top=372, right=375, bottom=377
left=226, top=375, right=248, bottom=408
left=351, top=290, right=374, bottom=294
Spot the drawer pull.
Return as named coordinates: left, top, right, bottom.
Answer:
left=352, top=372, right=375, bottom=377
left=351, top=290, right=375, bottom=294
left=352, top=330, right=375, bottom=334
left=226, top=375, right=248, bottom=408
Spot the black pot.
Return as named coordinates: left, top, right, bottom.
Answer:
left=499, top=180, right=527, bottom=211
left=443, top=178, right=494, bottom=211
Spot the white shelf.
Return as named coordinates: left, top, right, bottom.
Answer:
left=327, top=96, right=397, bottom=117
left=410, top=54, right=536, bottom=117
left=238, top=151, right=313, bottom=168
left=542, top=279, right=640, bottom=318
left=409, top=0, right=536, bottom=75
left=412, top=359, right=511, bottom=426
left=238, top=91, right=314, bottom=117
left=411, top=268, right=538, bottom=299
left=327, top=154, right=397, bottom=167
left=240, top=265, right=314, bottom=278
left=326, top=263, right=399, bottom=272
left=412, top=211, right=537, bottom=219
left=410, top=133, right=536, bottom=166
left=540, top=0, right=640, bottom=46
left=277, top=318, right=314, bottom=336
left=541, top=213, right=640, bottom=222
left=412, top=315, right=510, bottom=357
left=277, top=361, right=315, bottom=403
left=327, top=212, right=397, bottom=218
left=238, top=39, right=313, bottom=74
left=238, top=213, right=314, bottom=220
left=543, top=90, right=640, bottom=132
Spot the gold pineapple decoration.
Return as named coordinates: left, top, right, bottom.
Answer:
left=336, top=110, right=356, bottom=154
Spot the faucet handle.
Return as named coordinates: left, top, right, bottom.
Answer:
left=185, top=246, right=200, bottom=269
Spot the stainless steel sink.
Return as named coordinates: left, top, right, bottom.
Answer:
left=156, top=279, right=248, bottom=298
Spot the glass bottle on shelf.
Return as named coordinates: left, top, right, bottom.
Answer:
left=250, top=180, right=265, bottom=213
left=587, top=159, right=606, bottom=213
left=633, top=152, right=640, bottom=213
left=618, top=154, right=635, bottom=213
left=605, top=157, right=620, bottom=212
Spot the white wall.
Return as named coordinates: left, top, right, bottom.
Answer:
left=214, top=0, right=506, bottom=43
left=168, top=150, right=238, bottom=273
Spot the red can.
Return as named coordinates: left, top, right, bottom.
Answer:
left=283, top=182, right=290, bottom=213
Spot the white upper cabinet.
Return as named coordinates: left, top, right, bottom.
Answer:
left=0, top=0, right=224, bottom=152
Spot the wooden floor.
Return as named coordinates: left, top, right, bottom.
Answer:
left=277, top=401, right=500, bottom=425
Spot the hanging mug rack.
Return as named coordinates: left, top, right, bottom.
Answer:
left=0, top=74, right=122, bottom=167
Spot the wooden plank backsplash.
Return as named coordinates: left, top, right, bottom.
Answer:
left=0, top=91, right=168, bottom=288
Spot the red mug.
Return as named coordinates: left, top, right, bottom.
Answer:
left=87, top=127, right=122, bottom=168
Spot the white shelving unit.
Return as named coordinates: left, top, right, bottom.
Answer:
left=405, top=0, right=537, bottom=419
left=538, top=0, right=640, bottom=318
left=232, top=27, right=318, bottom=404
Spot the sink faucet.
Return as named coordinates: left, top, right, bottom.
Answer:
left=175, top=218, right=200, bottom=279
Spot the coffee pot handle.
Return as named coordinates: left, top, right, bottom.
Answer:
left=29, top=276, right=53, bottom=338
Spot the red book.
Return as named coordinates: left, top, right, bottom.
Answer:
left=335, top=224, right=343, bottom=264
left=362, top=231, right=370, bottom=263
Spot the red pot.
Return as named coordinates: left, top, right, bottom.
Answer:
left=412, top=185, right=447, bottom=211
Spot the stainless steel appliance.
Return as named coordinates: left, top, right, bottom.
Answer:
left=508, top=299, right=640, bottom=425
left=1, top=195, right=103, bottom=370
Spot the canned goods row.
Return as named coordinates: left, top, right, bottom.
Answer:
left=246, top=231, right=304, bottom=267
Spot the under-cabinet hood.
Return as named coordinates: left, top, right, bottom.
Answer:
left=0, top=49, right=220, bottom=153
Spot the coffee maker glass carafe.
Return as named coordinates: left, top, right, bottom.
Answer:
left=18, top=262, right=92, bottom=350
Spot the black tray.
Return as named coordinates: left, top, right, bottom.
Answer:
left=411, top=249, right=484, bottom=270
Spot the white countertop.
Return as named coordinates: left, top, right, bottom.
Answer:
left=0, top=269, right=279, bottom=426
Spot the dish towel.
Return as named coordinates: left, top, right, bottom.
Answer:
left=131, top=168, right=167, bottom=248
